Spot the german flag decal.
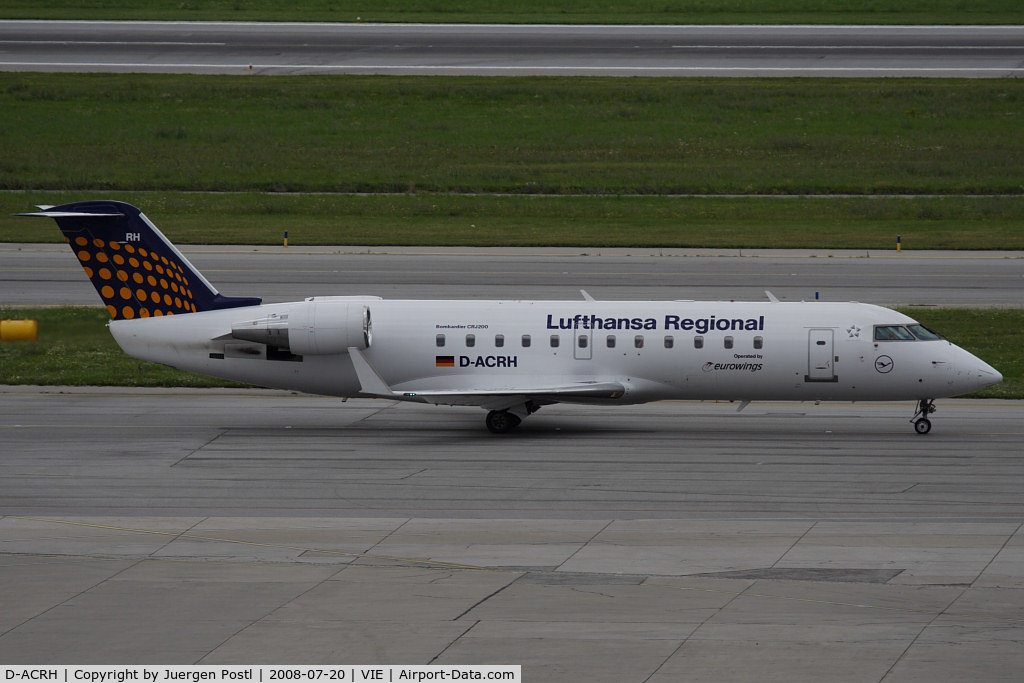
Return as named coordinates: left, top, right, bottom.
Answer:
left=435, top=356, right=455, bottom=367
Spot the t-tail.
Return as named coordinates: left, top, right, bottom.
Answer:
left=21, top=200, right=261, bottom=319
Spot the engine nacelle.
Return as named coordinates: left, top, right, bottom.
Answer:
left=231, top=298, right=372, bottom=355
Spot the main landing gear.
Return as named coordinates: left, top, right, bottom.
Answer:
left=485, top=410, right=521, bottom=434
left=485, top=402, right=541, bottom=434
left=911, top=398, right=936, bottom=434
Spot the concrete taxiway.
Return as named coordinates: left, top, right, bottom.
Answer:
left=4, top=243, right=1024, bottom=308
left=2, top=22, right=1023, bottom=77
left=1, top=387, right=1022, bottom=680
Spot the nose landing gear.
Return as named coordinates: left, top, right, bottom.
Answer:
left=911, top=398, right=936, bottom=434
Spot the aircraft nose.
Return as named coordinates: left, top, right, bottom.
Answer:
left=977, top=361, right=1002, bottom=386
left=962, top=355, right=1002, bottom=392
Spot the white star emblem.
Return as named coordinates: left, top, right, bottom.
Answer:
left=847, top=324, right=861, bottom=338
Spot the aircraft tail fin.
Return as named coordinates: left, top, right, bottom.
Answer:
left=21, top=201, right=261, bottom=320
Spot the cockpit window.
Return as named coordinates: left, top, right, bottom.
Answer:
left=907, top=324, right=943, bottom=341
left=874, top=325, right=916, bottom=341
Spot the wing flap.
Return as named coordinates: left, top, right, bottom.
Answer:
left=401, top=381, right=626, bottom=405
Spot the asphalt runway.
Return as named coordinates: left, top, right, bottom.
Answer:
left=1, top=387, right=1023, bottom=678
left=2, top=21, right=1023, bottom=76
left=4, top=243, right=1024, bottom=308
left=2, top=388, right=1022, bottom=518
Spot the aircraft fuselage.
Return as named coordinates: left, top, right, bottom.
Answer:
left=109, top=298, right=998, bottom=406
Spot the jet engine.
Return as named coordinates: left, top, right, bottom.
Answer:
left=231, top=298, right=372, bottom=355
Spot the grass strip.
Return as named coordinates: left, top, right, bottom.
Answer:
left=5, top=191, right=1024, bottom=250
left=2, top=306, right=1020, bottom=398
left=2, top=75, right=1022, bottom=197
left=2, top=73, right=1024, bottom=249
left=1, top=0, right=1021, bottom=24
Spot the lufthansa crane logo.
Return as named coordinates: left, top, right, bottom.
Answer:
left=874, top=355, right=894, bottom=373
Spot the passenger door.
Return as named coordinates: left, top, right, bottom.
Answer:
left=806, top=328, right=837, bottom=382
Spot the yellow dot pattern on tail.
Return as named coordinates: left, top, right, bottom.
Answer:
left=68, top=234, right=197, bottom=319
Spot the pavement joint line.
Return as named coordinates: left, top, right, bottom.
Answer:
left=0, top=550, right=505, bottom=574
left=769, top=519, right=818, bottom=569
left=645, top=577, right=748, bottom=682
left=642, top=580, right=1024, bottom=624
left=971, top=520, right=1024, bottom=586
left=5, top=515, right=505, bottom=573
left=360, top=517, right=413, bottom=558
left=882, top=586, right=969, bottom=679
left=171, top=429, right=226, bottom=468
left=150, top=515, right=208, bottom=558
left=555, top=519, right=615, bottom=572
left=428, top=621, right=483, bottom=666
left=0, top=552, right=148, bottom=640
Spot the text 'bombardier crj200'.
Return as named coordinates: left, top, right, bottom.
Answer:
left=24, top=201, right=1002, bottom=434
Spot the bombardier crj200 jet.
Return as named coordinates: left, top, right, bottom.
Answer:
left=23, top=201, right=1002, bottom=434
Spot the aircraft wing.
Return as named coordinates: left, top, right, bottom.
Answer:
left=395, top=382, right=627, bottom=410
left=348, top=348, right=625, bottom=410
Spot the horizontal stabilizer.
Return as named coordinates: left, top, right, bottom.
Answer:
left=19, top=210, right=124, bottom=218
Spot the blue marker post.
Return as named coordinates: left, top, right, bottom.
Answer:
left=284, top=231, right=288, bottom=248
left=897, top=234, right=901, bottom=253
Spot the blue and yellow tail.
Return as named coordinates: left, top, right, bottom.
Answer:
left=22, top=201, right=261, bottom=320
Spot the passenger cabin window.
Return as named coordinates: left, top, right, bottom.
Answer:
left=578, top=335, right=588, bottom=349
left=466, top=334, right=475, bottom=348
left=753, top=336, right=763, bottom=349
left=436, top=334, right=446, bottom=347
left=521, top=334, right=531, bottom=348
left=874, top=325, right=916, bottom=341
left=495, top=334, right=505, bottom=348
left=664, top=335, right=674, bottom=349
left=607, top=335, right=616, bottom=349
left=724, top=336, right=734, bottom=349
left=694, top=335, right=704, bottom=349
left=634, top=335, right=644, bottom=349
left=550, top=335, right=560, bottom=348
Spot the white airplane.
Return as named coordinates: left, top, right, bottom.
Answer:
left=23, top=200, right=1002, bottom=434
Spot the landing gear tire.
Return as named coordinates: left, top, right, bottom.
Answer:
left=910, top=399, right=936, bottom=435
left=486, top=410, right=521, bottom=434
